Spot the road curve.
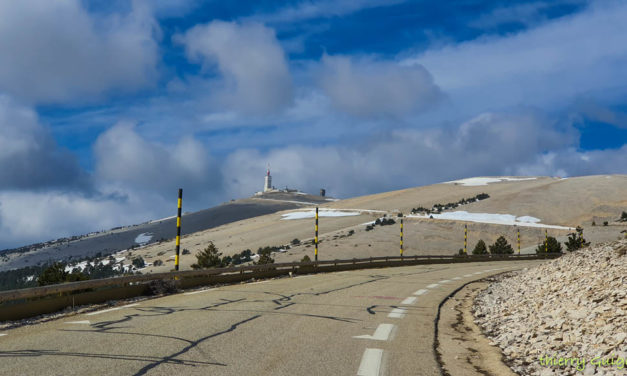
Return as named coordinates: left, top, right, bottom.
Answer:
left=0, top=260, right=546, bottom=375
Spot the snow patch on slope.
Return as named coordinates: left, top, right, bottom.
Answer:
left=445, top=177, right=537, bottom=186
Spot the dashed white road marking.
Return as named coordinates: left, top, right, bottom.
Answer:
left=463, top=274, right=473, bottom=277
left=388, top=307, right=407, bottom=319
left=452, top=277, right=461, bottom=280
left=357, top=348, right=384, bottom=376
left=401, top=297, right=416, bottom=305
left=427, top=283, right=439, bottom=289
left=473, top=272, right=483, bottom=275
left=184, top=288, right=218, bottom=295
left=438, top=279, right=451, bottom=283
left=413, top=289, right=428, bottom=296
left=0, top=334, right=6, bottom=337
left=87, top=303, right=139, bottom=316
left=65, top=320, right=91, bottom=324
left=353, top=324, right=396, bottom=341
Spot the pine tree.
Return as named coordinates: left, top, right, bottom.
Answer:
left=472, top=239, right=488, bottom=255
left=256, top=247, right=275, bottom=265
left=536, top=236, right=562, bottom=254
left=489, top=236, right=514, bottom=254
left=191, top=242, right=223, bottom=269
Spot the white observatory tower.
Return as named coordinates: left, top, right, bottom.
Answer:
left=264, top=166, right=272, bottom=192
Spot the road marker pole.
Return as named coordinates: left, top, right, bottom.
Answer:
left=544, top=229, right=548, bottom=253
left=517, top=228, right=521, bottom=254
left=314, top=207, right=318, bottom=262
left=175, top=188, right=182, bottom=271
left=400, top=217, right=404, bottom=258
left=464, top=224, right=467, bottom=254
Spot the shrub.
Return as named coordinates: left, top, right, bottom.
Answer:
left=620, top=211, right=627, bottom=222
left=182, top=249, right=191, bottom=255
left=291, top=238, right=301, bottom=246
left=603, top=221, right=609, bottom=226
left=255, top=247, right=274, bottom=265
left=148, top=279, right=177, bottom=295
left=564, top=233, right=586, bottom=252
left=153, top=259, right=163, bottom=266
left=472, top=239, right=488, bottom=255
left=536, top=236, right=562, bottom=254
left=348, top=230, right=355, bottom=236
left=458, top=248, right=465, bottom=255
left=191, top=242, right=222, bottom=269
left=489, top=236, right=514, bottom=254
left=37, top=262, right=88, bottom=286
left=132, top=257, right=146, bottom=268
left=300, top=255, right=312, bottom=263
left=591, top=221, right=596, bottom=226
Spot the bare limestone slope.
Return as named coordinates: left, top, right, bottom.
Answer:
left=474, top=240, right=627, bottom=375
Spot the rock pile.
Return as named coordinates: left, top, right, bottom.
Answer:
left=474, top=240, right=627, bottom=375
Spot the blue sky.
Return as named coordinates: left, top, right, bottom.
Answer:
left=1, top=0, right=627, bottom=249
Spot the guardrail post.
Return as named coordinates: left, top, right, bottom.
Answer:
left=175, top=188, right=182, bottom=271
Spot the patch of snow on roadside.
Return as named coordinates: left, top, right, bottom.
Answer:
left=281, top=210, right=361, bottom=220
left=445, top=177, right=537, bottom=186
left=408, top=211, right=572, bottom=230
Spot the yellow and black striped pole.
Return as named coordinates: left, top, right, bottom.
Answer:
left=544, top=229, right=548, bottom=253
left=517, top=228, right=521, bottom=254
left=464, top=224, right=467, bottom=254
left=314, top=206, right=318, bottom=262
left=400, top=216, right=404, bottom=257
left=175, top=188, right=182, bottom=271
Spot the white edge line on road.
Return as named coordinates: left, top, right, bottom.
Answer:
left=357, top=348, right=383, bottom=376
left=438, top=280, right=451, bottom=283
left=463, top=274, right=473, bottom=277
left=427, top=284, right=439, bottom=289
left=65, top=320, right=91, bottom=324
left=353, top=324, right=395, bottom=341
left=87, top=303, right=139, bottom=316
left=184, top=288, right=218, bottom=295
left=401, top=297, right=417, bottom=305
left=413, top=289, right=428, bottom=295
left=452, top=277, right=461, bottom=280
left=473, top=272, right=483, bottom=274
left=0, top=334, right=6, bottom=337
left=387, top=307, right=407, bottom=319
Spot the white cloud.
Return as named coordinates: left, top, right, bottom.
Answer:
left=0, top=190, right=162, bottom=249
left=0, top=95, right=85, bottom=189
left=176, top=21, right=293, bottom=115
left=93, top=122, right=221, bottom=202
left=223, top=111, right=578, bottom=198
left=0, top=0, right=159, bottom=104
left=318, top=55, right=443, bottom=117
left=249, top=0, right=406, bottom=23
left=404, top=0, right=627, bottom=114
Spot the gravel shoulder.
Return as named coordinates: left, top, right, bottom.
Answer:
left=437, top=281, right=517, bottom=376
left=474, top=240, right=627, bottom=376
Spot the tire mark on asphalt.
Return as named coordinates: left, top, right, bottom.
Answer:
left=132, top=315, right=261, bottom=376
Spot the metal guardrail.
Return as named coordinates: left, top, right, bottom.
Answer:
left=0, top=253, right=561, bottom=321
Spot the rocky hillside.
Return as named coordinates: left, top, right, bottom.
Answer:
left=474, top=240, right=626, bottom=375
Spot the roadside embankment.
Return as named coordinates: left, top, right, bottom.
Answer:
left=474, top=240, right=627, bottom=375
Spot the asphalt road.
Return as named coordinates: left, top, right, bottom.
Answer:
left=0, top=260, right=546, bottom=375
